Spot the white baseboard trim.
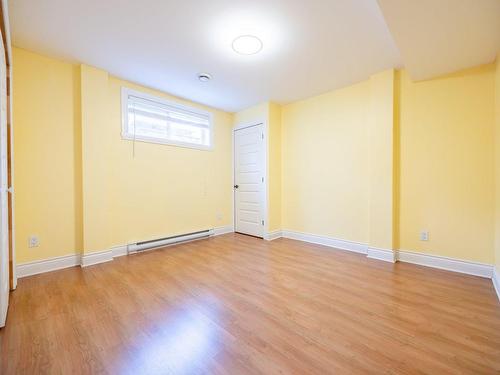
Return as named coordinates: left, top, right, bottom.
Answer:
left=492, top=268, right=500, bottom=302
left=17, top=254, right=81, bottom=278
left=279, top=230, right=494, bottom=280
left=281, top=230, right=368, bottom=254
left=111, top=245, right=128, bottom=258
left=17, top=227, right=234, bottom=278
left=0, top=294, right=7, bottom=327
left=17, top=246, right=128, bottom=277
left=397, top=250, right=493, bottom=278
left=81, top=245, right=127, bottom=267
left=81, top=249, right=114, bottom=267
left=265, top=230, right=283, bottom=241
left=367, top=247, right=396, bottom=263
left=17, top=229, right=497, bottom=296
left=213, top=225, right=234, bottom=236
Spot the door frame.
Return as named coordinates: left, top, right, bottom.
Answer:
left=0, top=0, right=14, bottom=291
left=232, top=120, right=268, bottom=238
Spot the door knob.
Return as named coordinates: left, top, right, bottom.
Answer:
left=234, top=185, right=239, bottom=189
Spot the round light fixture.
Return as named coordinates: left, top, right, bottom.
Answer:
left=232, top=35, right=263, bottom=55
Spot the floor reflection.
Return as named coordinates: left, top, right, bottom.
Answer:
left=126, top=309, right=218, bottom=374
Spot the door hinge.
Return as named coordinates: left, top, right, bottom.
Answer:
left=6, top=186, right=13, bottom=194
left=261, top=133, right=264, bottom=140
left=261, top=220, right=264, bottom=226
left=261, top=177, right=264, bottom=183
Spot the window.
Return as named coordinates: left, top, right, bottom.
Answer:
left=121, top=88, right=213, bottom=150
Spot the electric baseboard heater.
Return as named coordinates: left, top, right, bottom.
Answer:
left=127, top=229, right=214, bottom=253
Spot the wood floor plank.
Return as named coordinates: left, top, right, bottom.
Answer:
left=1, top=233, right=499, bottom=374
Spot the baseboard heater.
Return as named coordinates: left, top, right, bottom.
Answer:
left=127, top=229, right=214, bottom=253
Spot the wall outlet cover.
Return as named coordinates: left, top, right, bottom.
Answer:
left=29, top=236, right=39, bottom=248
left=420, top=231, right=429, bottom=241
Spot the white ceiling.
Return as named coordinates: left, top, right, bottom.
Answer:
left=9, top=0, right=500, bottom=112
left=377, top=0, right=500, bottom=81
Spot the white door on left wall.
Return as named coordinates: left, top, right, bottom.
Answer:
left=0, top=31, right=8, bottom=327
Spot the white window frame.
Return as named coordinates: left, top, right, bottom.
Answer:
left=121, top=87, right=214, bottom=150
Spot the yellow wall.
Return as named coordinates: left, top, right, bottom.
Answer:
left=233, top=102, right=268, bottom=125
left=107, top=77, right=233, bottom=246
left=81, top=65, right=112, bottom=253
left=13, top=48, right=233, bottom=263
left=282, top=81, right=371, bottom=243
left=279, top=65, right=495, bottom=264
left=13, top=46, right=498, bottom=267
left=368, top=69, right=396, bottom=250
left=268, top=102, right=282, bottom=231
left=495, top=55, right=500, bottom=272
left=13, top=48, right=82, bottom=263
left=399, top=65, right=495, bottom=263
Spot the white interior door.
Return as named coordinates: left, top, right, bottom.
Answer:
left=0, top=32, right=9, bottom=327
left=234, top=124, right=265, bottom=238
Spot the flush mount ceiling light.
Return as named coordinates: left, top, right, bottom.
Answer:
left=232, top=35, right=263, bottom=55
left=198, top=73, right=212, bottom=82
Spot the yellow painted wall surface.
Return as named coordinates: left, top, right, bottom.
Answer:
left=80, top=65, right=112, bottom=253
left=233, top=102, right=268, bottom=125
left=281, top=66, right=495, bottom=264
left=13, top=46, right=497, bottom=266
left=495, top=55, right=500, bottom=271
left=282, top=81, right=371, bottom=243
left=13, top=48, right=233, bottom=263
left=399, top=66, right=495, bottom=263
left=13, top=48, right=82, bottom=263
left=368, top=69, right=395, bottom=250
left=268, top=102, right=282, bottom=231
left=107, top=77, right=233, bottom=246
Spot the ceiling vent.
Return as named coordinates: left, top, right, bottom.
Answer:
left=198, top=73, right=212, bottom=82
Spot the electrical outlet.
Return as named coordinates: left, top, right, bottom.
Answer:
left=29, top=236, right=39, bottom=248
left=216, top=212, right=223, bottom=221
left=420, top=231, right=429, bottom=241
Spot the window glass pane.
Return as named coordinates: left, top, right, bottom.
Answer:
left=169, top=121, right=208, bottom=145
left=123, top=91, right=211, bottom=149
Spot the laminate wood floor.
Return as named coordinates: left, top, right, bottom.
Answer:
left=1, top=233, right=499, bottom=374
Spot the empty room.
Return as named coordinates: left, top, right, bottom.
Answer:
left=0, top=0, right=499, bottom=373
